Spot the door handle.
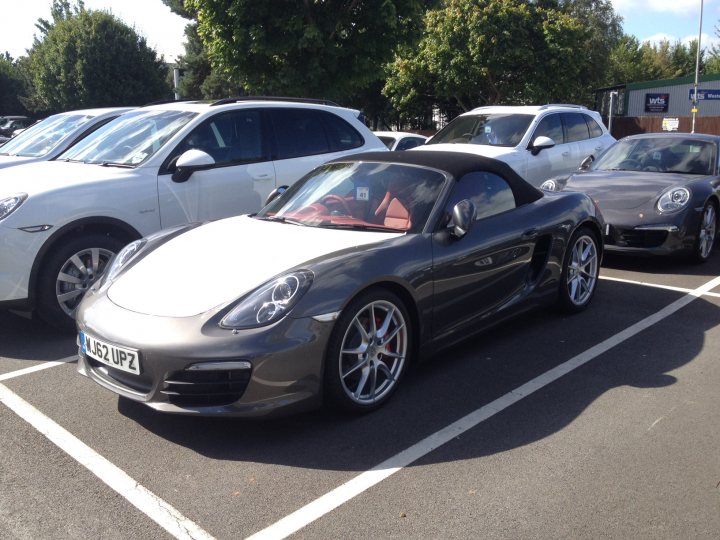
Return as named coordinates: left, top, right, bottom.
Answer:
left=522, top=228, right=538, bottom=239
left=595, top=146, right=603, bottom=151
left=562, top=151, right=570, bottom=156
left=252, top=173, right=272, bottom=181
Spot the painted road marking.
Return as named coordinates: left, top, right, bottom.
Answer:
left=600, top=275, right=720, bottom=298
left=0, top=384, right=215, bottom=540
left=0, top=356, right=77, bottom=382
left=247, top=273, right=720, bottom=540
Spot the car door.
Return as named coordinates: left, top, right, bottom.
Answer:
left=583, top=113, right=611, bottom=159
left=560, top=112, right=593, bottom=171
left=268, top=108, right=366, bottom=186
left=525, top=112, right=573, bottom=185
left=157, top=109, right=276, bottom=228
left=431, top=171, right=537, bottom=341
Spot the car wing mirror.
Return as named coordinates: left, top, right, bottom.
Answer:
left=579, top=155, right=594, bottom=171
left=530, top=135, right=555, bottom=156
left=449, top=199, right=476, bottom=238
left=264, top=185, right=289, bottom=206
left=172, top=149, right=215, bottom=183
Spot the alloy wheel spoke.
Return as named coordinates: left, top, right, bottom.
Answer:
left=342, top=356, right=368, bottom=379
left=368, top=362, right=378, bottom=400
left=91, top=248, right=101, bottom=276
left=382, top=322, right=405, bottom=344
left=352, top=367, right=370, bottom=399
left=58, top=289, right=84, bottom=303
left=376, top=306, right=396, bottom=339
left=69, top=254, right=88, bottom=277
left=376, top=361, right=394, bottom=382
left=58, top=272, right=83, bottom=285
left=569, top=277, right=579, bottom=302
left=352, top=316, right=369, bottom=343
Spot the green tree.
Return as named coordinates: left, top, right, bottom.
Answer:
left=186, top=0, right=426, bottom=101
left=24, top=3, right=171, bottom=114
left=384, top=0, right=588, bottom=116
left=0, top=54, right=30, bottom=115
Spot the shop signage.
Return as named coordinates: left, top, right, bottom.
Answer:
left=645, top=93, right=669, bottom=113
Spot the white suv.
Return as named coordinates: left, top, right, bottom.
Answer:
left=0, top=98, right=386, bottom=327
left=420, top=104, right=615, bottom=186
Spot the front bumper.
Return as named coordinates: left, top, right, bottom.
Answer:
left=602, top=207, right=701, bottom=256
left=76, top=291, right=335, bottom=417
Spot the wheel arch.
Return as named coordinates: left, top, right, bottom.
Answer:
left=27, top=217, right=142, bottom=306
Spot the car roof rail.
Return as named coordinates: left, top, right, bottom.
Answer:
left=210, top=96, right=341, bottom=107
left=539, top=104, right=587, bottom=110
left=141, top=99, right=203, bottom=107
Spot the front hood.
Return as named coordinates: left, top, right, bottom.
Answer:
left=0, top=155, right=35, bottom=169
left=418, top=143, right=517, bottom=160
left=0, top=160, right=141, bottom=195
left=565, top=171, right=700, bottom=210
left=108, top=215, right=402, bottom=317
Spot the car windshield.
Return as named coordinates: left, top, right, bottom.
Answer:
left=0, top=113, right=92, bottom=157
left=427, top=113, right=533, bottom=147
left=60, top=109, right=197, bottom=166
left=257, top=161, right=448, bottom=233
left=593, top=137, right=717, bottom=175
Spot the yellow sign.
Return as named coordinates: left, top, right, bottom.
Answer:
left=691, top=107, right=698, bottom=113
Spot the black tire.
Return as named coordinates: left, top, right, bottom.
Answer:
left=691, top=201, right=717, bottom=264
left=324, top=288, right=413, bottom=414
left=37, top=233, right=125, bottom=330
left=558, top=226, right=600, bottom=313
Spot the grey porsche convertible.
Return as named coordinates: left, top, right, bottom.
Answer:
left=76, top=151, right=603, bottom=417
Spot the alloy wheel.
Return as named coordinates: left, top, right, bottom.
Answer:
left=698, top=204, right=716, bottom=260
left=566, top=234, right=598, bottom=307
left=55, top=247, right=115, bottom=317
left=338, top=300, right=407, bottom=405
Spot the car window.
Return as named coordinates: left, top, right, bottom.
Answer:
left=0, top=113, right=92, bottom=157
left=445, top=171, right=516, bottom=222
left=585, top=115, right=604, bottom=138
left=61, top=109, right=197, bottom=166
left=563, top=113, right=590, bottom=143
left=321, top=111, right=364, bottom=152
left=428, top=114, right=534, bottom=147
left=532, top=114, right=564, bottom=144
left=270, top=108, right=331, bottom=159
left=592, top=137, right=717, bottom=175
left=396, top=137, right=425, bottom=151
left=378, top=136, right=395, bottom=149
left=172, top=110, right=265, bottom=166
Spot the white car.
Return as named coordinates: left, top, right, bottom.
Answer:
left=0, top=108, right=132, bottom=170
left=420, top=104, right=615, bottom=186
left=374, top=131, right=427, bottom=151
left=0, top=98, right=387, bottom=327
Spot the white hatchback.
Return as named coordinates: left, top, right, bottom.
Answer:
left=0, top=98, right=387, bottom=327
left=420, top=104, right=615, bottom=186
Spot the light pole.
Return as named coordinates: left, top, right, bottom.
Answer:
left=692, top=0, right=704, bottom=133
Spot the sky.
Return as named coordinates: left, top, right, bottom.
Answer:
left=1, top=0, right=719, bottom=64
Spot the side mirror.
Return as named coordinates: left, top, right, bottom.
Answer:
left=264, top=185, right=289, bottom=206
left=172, top=149, right=215, bottom=183
left=449, top=199, right=475, bottom=238
left=579, top=155, right=594, bottom=171
left=530, top=136, right=555, bottom=156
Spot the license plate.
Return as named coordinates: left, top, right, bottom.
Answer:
left=80, top=331, right=141, bottom=375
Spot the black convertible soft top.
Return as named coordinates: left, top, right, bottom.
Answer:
left=334, top=150, right=543, bottom=206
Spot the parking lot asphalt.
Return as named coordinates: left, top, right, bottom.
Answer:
left=2, top=253, right=720, bottom=539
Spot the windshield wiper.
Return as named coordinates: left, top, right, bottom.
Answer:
left=98, top=161, right=135, bottom=168
left=256, top=215, right=306, bottom=226
left=62, top=158, right=86, bottom=163
left=319, top=222, right=402, bottom=232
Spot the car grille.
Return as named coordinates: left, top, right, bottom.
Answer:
left=161, top=367, right=251, bottom=407
left=606, top=227, right=668, bottom=248
left=86, top=357, right=152, bottom=393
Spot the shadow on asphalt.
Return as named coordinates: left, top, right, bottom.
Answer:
left=602, top=248, right=720, bottom=278
left=0, top=310, right=76, bottom=361
left=113, top=277, right=720, bottom=471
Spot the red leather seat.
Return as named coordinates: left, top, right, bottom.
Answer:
left=383, top=197, right=411, bottom=230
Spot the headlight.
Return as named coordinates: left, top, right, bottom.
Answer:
left=0, top=193, right=27, bottom=221
left=104, top=238, right=147, bottom=283
left=657, top=187, right=690, bottom=213
left=540, top=179, right=557, bottom=191
left=220, top=270, right=314, bottom=329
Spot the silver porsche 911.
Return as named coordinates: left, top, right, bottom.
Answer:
left=76, top=151, right=603, bottom=417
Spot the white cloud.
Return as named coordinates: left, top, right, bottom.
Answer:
left=639, top=31, right=720, bottom=51
left=612, top=0, right=707, bottom=16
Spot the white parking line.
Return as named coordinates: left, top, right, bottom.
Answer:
left=247, top=273, right=720, bottom=540
left=600, top=275, right=720, bottom=298
left=0, top=356, right=77, bottom=382
left=0, top=383, right=215, bottom=540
